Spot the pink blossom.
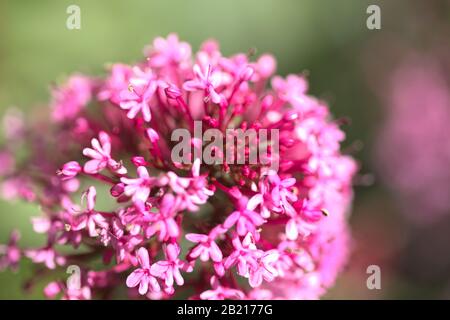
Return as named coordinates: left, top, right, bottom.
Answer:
left=200, top=276, right=245, bottom=300
left=146, top=33, right=191, bottom=68
left=57, top=161, right=82, bottom=180
left=145, top=194, right=180, bottom=241
left=223, top=233, right=279, bottom=288
left=126, top=248, right=160, bottom=295
left=186, top=232, right=223, bottom=263
left=166, top=159, right=213, bottom=211
left=375, top=55, right=450, bottom=223
left=183, top=64, right=226, bottom=106
left=25, top=247, right=66, bottom=270
left=120, top=166, right=156, bottom=203
left=82, top=131, right=127, bottom=175
left=150, top=243, right=192, bottom=293
left=69, top=186, right=109, bottom=237
left=223, top=197, right=266, bottom=238
left=98, top=64, right=133, bottom=104
left=51, top=75, right=93, bottom=122
left=119, top=67, right=157, bottom=122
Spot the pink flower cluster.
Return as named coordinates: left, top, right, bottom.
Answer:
left=0, top=34, right=356, bottom=299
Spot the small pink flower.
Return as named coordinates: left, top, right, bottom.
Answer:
left=44, top=281, right=62, bottom=299
left=249, top=172, right=298, bottom=218
left=166, top=159, right=213, bottom=212
left=254, top=54, right=277, bottom=79
left=146, top=33, right=191, bottom=68
left=186, top=232, right=223, bottom=263
left=25, top=247, right=66, bottom=270
left=82, top=131, right=127, bottom=175
left=247, top=249, right=279, bottom=288
left=272, top=74, right=308, bottom=103
left=183, top=64, right=226, bottom=106
left=126, top=248, right=160, bottom=295
left=223, top=197, right=266, bottom=238
left=98, top=64, right=133, bottom=104
left=150, top=243, right=192, bottom=293
left=70, top=186, right=109, bottom=237
left=145, top=194, right=180, bottom=241
left=285, top=200, right=323, bottom=240
left=57, top=161, right=82, bottom=180
left=200, top=276, right=245, bottom=300
left=120, top=166, right=156, bottom=203
left=223, top=233, right=259, bottom=277
left=51, top=75, right=93, bottom=122
left=119, top=67, right=157, bottom=122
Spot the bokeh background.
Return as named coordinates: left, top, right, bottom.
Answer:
left=1, top=0, right=449, bottom=299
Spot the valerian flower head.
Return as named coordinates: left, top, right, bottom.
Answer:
left=0, top=34, right=356, bottom=300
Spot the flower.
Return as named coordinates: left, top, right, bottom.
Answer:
left=144, top=194, right=180, bottom=241
left=126, top=247, right=160, bottom=295
left=120, top=166, right=156, bottom=203
left=223, top=197, right=266, bottom=239
left=150, top=243, right=193, bottom=294
left=25, top=247, right=66, bottom=270
left=57, top=161, right=82, bottom=180
left=186, top=232, right=223, bottom=263
left=69, top=186, right=109, bottom=237
left=200, top=276, right=245, bottom=300
left=183, top=64, right=227, bottom=106
left=82, top=131, right=127, bottom=175
left=119, top=67, right=157, bottom=122
left=0, top=34, right=356, bottom=300
left=51, top=75, right=93, bottom=122
left=98, top=64, right=133, bottom=104
left=146, top=33, right=191, bottom=68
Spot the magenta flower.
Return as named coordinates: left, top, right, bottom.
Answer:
left=144, top=194, right=180, bottom=241
left=183, top=64, right=226, bottom=106
left=57, top=161, right=82, bottom=180
left=150, top=243, right=193, bottom=293
left=51, top=75, right=93, bottom=122
left=119, top=67, right=157, bottom=122
left=223, top=197, right=266, bottom=239
left=0, top=34, right=356, bottom=300
left=120, top=166, right=156, bottom=203
left=25, top=247, right=66, bottom=270
left=186, top=232, right=223, bottom=263
left=199, top=276, right=245, bottom=300
left=83, top=131, right=127, bottom=175
left=146, top=33, right=191, bottom=68
left=69, top=186, right=109, bottom=237
left=97, top=64, right=133, bottom=104
left=167, top=159, right=213, bottom=211
left=126, top=248, right=160, bottom=295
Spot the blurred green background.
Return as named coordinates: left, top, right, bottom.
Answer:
left=0, top=0, right=449, bottom=299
